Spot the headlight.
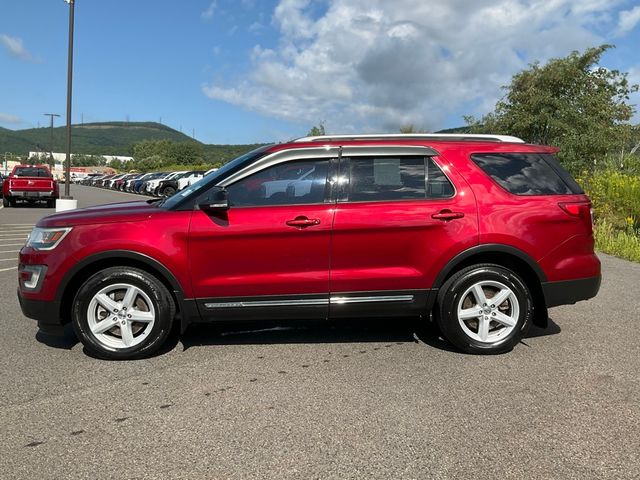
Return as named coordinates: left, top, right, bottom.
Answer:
left=25, top=227, right=72, bottom=251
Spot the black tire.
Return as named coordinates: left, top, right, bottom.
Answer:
left=435, top=264, right=533, bottom=354
left=161, top=186, right=176, bottom=197
left=2, top=197, right=9, bottom=207
left=46, top=199, right=55, bottom=208
left=72, top=267, right=176, bottom=360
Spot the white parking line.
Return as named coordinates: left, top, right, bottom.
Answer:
left=0, top=266, right=17, bottom=272
left=0, top=243, right=26, bottom=247
left=0, top=258, right=17, bottom=261
left=0, top=250, right=19, bottom=254
left=0, top=236, right=29, bottom=240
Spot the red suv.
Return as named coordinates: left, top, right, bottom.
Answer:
left=18, top=134, right=601, bottom=359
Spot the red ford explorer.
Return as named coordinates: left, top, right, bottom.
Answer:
left=18, top=134, right=601, bottom=359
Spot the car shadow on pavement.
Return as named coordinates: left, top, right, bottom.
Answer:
left=6, top=202, right=51, bottom=209
left=181, top=316, right=563, bottom=354
left=524, top=316, right=561, bottom=338
left=181, top=317, right=462, bottom=353
left=35, top=323, right=78, bottom=350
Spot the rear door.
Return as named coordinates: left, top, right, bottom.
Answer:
left=188, top=152, right=338, bottom=321
left=329, top=146, right=478, bottom=318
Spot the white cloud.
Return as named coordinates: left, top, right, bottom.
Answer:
left=203, top=0, right=622, bottom=132
left=201, top=1, right=217, bottom=20
left=616, top=5, right=640, bottom=35
left=249, top=21, right=264, bottom=33
left=0, top=34, right=33, bottom=61
left=0, top=112, right=22, bottom=124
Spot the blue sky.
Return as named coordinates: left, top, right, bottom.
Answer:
left=1, top=0, right=639, bottom=146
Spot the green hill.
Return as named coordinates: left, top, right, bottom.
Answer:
left=0, top=126, right=40, bottom=154
left=0, top=121, right=197, bottom=156
left=0, top=121, right=265, bottom=165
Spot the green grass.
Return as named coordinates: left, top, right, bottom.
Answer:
left=594, top=220, right=640, bottom=263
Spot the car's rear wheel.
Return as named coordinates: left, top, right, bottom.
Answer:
left=161, top=186, right=176, bottom=197
left=436, top=264, right=533, bottom=354
left=72, top=267, right=175, bottom=360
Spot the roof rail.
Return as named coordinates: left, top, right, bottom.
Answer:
left=293, top=133, right=525, bottom=143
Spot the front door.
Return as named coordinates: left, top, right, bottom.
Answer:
left=188, top=156, right=335, bottom=321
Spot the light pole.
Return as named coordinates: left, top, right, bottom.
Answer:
left=43, top=113, right=60, bottom=165
left=63, top=0, right=75, bottom=199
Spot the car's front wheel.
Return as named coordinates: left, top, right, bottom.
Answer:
left=436, top=264, right=533, bottom=354
left=72, top=267, right=175, bottom=360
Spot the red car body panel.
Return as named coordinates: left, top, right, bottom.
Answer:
left=438, top=144, right=600, bottom=282
left=188, top=204, right=333, bottom=298
left=25, top=202, right=194, bottom=301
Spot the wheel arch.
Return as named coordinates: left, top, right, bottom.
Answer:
left=433, top=244, right=548, bottom=327
left=57, top=250, right=194, bottom=330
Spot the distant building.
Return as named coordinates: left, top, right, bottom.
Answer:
left=28, top=152, right=133, bottom=164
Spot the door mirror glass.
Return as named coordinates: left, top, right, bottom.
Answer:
left=198, top=187, right=229, bottom=212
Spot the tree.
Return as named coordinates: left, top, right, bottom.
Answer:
left=399, top=124, right=428, bottom=133
left=307, top=122, right=326, bottom=136
left=466, top=45, right=639, bottom=172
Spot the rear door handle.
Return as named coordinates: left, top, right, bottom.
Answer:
left=286, top=216, right=321, bottom=228
left=432, top=210, right=465, bottom=221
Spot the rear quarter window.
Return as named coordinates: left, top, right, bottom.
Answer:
left=471, top=153, right=584, bottom=195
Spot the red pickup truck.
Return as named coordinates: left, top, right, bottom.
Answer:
left=2, top=165, right=59, bottom=208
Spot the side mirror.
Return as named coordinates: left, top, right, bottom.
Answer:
left=198, top=186, right=229, bottom=212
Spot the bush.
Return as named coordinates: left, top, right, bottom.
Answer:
left=594, top=219, right=640, bottom=262
left=579, top=170, right=640, bottom=228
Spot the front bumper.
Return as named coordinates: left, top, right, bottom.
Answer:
left=18, top=289, right=64, bottom=335
left=542, top=275, right=601, bottom=308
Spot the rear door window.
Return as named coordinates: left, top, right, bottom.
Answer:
left=471, top=153, right=584, bottom=195
left=345, top=156, right=454, bottom=202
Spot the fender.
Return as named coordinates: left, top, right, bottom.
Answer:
left=56, top=250, right=200, bottom=332
left=433, top=243, right=547, bottom=289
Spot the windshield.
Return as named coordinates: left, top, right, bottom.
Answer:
left=160, top=145, right=271, bottom=209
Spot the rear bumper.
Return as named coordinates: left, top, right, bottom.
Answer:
left=18, top=289, right=64, bottom=334
left=542, top=275, right=601, bottom=308
left=8, top=190, right=57, bottom=199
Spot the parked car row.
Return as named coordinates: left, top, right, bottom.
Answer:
left=78, top=170, right=209, bottom=197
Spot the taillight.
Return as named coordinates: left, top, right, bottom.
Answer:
left=559, top=201, right=593, bottom=228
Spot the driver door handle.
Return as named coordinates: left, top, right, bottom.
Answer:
left=432, top=210, right=465, bottom=221
left=286, top=216, right=321, bottom=228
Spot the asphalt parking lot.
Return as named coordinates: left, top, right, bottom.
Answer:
left=0, top=185, right=638, bottom=479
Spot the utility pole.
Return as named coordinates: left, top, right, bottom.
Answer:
left=63, top=0, right=75, bottom=199
left=43, top=113, right=60, bottom=164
